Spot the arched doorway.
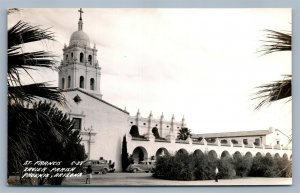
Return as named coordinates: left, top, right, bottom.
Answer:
left=256, top=152, right=262, bottom=157
left=176, top=148, right=188, bottom=155
left=193, top=149, right=204, bottom=157
left=132, top=146, right=148, bottom=163
left=156, top=148, right=169, bottom=158
left=221, top=151, right=230, bottom=158
left=245, top=152, right=253, bottom=158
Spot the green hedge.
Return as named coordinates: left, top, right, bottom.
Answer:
left=153, top=152, right=292, bottom=181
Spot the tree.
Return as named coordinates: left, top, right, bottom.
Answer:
left=11, top=101, right=86, bottom=185
left=177, top=127, right=192, bottom=140
left=152, top=127, right=165, bottom=140
left=7, top=10, right=68, bottom=182
left=129, top=125, right=144, bottom=138
left=121, top=135, right=130, bottom=171
left=152, top=127, right=160, bottom=138
left=254, top=30, right=292, bottom=109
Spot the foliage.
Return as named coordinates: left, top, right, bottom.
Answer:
left=273, top=156, right=292, bottom=177
left=153, top=153, right=194, bottom=180
left=234, top=155, right=253, bottom=177
left=121, top=135, right=130, bottom=172
left=218, top=157, right=235, bottom=179
left=129, top=125, right=145, bottom=138
left=152, top=127, right=165, bottom=140
left=193, top=153, right=217, bottom=180
left=153, top=152, right=291, bottom=181
left=177, top=127, right=192, bottom=140
left=8, top=102, right=86, bottom=185
left=7, top=14, right=81, bottom=185
left=8, top=20, right=63, bottom=106
left=249, top=154, right=276, bottom=177
left=153, top=152, right=217, bottom=181
left=254, top=29, right=292, bottom=109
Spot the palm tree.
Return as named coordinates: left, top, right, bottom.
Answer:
left=254, top=29, right=292, bottom=109
left=177, top=127, right=192, bottom=140
left=7, top=10, right=65, bottom=177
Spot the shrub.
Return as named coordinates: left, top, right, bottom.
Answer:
left=234, top=155, right=253, bottom=177
left=274, top=156, right=292, bottom=177
left=154, top=152, right=217, bottom=181
left=153, top=155, right=174, bottom=179
left=218, top=157, right=235, bottom=179
left=153, top=152, right=292, bottom=181
left=249, top=155, right=276, bottom=177
left=193, top=153, right=216, bottom=180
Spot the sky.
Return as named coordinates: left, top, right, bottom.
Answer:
left=8, top=8, right=292, bottom=135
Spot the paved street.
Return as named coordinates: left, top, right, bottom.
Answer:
left=62, top=173, right=292, bottom=186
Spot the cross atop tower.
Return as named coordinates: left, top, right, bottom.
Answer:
left=78, top=8, right=83, bottom=20
left=78, top=8, right=83, bottom=31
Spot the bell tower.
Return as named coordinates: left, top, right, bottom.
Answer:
left=58, top=8, right=102, bottom=99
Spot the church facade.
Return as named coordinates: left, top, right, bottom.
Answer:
left=58, top=9, right=292, bottom=171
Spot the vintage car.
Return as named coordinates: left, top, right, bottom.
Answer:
left=82, top=160, right=112, bottom=174
left=126, top=161, right=156, bottom=173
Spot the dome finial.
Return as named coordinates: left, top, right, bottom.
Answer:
left=78, top=8, right=84, bottom=31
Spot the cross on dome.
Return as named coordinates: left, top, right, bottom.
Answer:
left=78, top=8, right=84, bottom=31
left=78, top=8, right=83, bottom=20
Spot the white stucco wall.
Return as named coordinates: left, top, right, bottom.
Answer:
left=62, top=89, right=129, bottom=171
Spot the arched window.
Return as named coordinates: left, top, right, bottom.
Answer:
left=67, top=76, right=71, bottom=88
left=66, top=54, right=69, bottom=61
left=71, top=52, right=74, bottom=59
left=80, top=53, right=84, bottom=63
left=61, top=78, right=65, bottom=89
left=88, top=55, right=92, bottom=64
left=80, top=76, right=84, bottom=88
left=90, top=78, right=95, bottom=90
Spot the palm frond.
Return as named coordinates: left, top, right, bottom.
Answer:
left=7, top=51, right=57, bottom=87
left=8, top=51, right=57, bottom=70
left=253, top=75, right=292, bottom=110
left=8, top=20, right=55, bottom=50
left=258, top=30, right=291, bottom=55
left=8, top=83, right=64, bottom=105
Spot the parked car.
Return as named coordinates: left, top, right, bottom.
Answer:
left=82, top=160, right=112, bottom=174
left=126, top=161, right=156, bottom=173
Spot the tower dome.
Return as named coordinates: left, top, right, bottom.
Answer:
left=69, top=30, right=90, bottom=47
left=69, top=8, right=90, bottom=47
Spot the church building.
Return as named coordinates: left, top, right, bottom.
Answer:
left=58, top=9, right=292, bottom=172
